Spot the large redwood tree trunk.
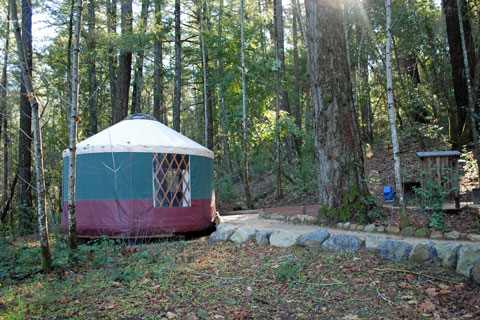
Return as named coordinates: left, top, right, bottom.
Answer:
left=305, top=0, right=368, bottom=208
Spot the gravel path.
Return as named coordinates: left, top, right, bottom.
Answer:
left=220, top=213, right=473, bottom=245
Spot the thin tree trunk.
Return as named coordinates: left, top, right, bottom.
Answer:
left=217, top=0, right=232, bottom=174
left=443, top=0, right=476, bottom=149
left=273, top=0, right=290, bottom=115
left=173, top=0, right=181, bottom=131
left=132, top=0, right=149, bottom=114
left=240, top=0, right=252, bottom=209
left=87, top=0, right=97, bottom=135
left=386, top=0, right=409, bottom=227
left=68, top=0, right=83, bottom=251
left=17, top=0, right=33, bottom=235
left=1, top=5, right=10, bottom=209
left=153, top=0, right=165, bottom=123
left=66, top=0, right=75, bottom=110
left=292, top=4, right=302, bottom=132
left=114, top=0, right=133, bottom=124
left=108, top=0, right=118, bottom=118
left=343, top=3, right=351, bottom=72
left=275, top=29, right=282, bottom=199
left=10, top=0, right=52, bottom=271
left=456, top=0, right=480, bottom=174
left=199, top=0, right=211, bottom=149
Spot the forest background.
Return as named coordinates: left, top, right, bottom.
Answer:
left=1, top=0, right=479, bottom=248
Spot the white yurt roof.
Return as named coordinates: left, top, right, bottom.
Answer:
left=62, top=114, right=214, bottom=159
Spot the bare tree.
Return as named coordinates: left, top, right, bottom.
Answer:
left=173, top=0, right=181, bottom=131
left=153, top=0, right=165, bottom=123
left=17, top=0, right=34, bottom=235
left=107, top=0, right=118, bottom=111
left=132, top=0, right=150, bottom=114
left=10, top=0, right=52, bottom=271
left=87, top=0, right=97, bottom=135
left=241, top=0, right=252, bottom=208
left=113, top=0, right=132, bottom=124
left=385, top=0, right=409, bottom=227
left=67, top=0, right=83, bottom=251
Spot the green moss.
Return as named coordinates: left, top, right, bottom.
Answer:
left=317, top=186, right=375, bottom=224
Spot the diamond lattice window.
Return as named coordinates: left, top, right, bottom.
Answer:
left=153, top=154, right=191, bottom=207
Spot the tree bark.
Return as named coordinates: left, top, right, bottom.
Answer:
left=1, top=4, right=10, bottom=209
left=17, top=0, right=34, bottom=235
left=199, top=0, right=213, bottom=150
left=241, top=0, right=252, bottom=209
left=68, top=0, right=83, bottom=251
left=386, top=0, right=409, bottom=227
left=153, top=0, right=165, bottom=123
left=113, top=0, right=133, bottom=124
left=443, top=0, right=476, bottom=149
left=10, top=0, right=52, bottom=271
left=173, top=0, right=181, bottom=131
left=456, top=0, right=480, bottom=176
left=305, top=0, right=368, bottom=208
left=292, top=4, right=302, bottom=132
left=273, top=0, right=290, bottom=115
left=216, top=0, right=232, bottom=174
left=107, top=0, right=118, bottom=113
left=87, top=0, right=97, bottom=135
left=131, top=0, right=149, bottom=114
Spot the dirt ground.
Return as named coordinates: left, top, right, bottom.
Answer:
left=220, top=213, right=473, bottom=246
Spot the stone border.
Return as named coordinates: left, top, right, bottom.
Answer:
left=259, top=211, right=480, bottom=242
left=210, top=223, right=480, bottom=284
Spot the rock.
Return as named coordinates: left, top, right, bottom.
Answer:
left=430, top=230, right=444, bottom=239
left=435, top=242, right=461, bottom=268
left=364, top=224, right=376, bottom=232
left=297, top=229, right=330, bottom=247
left=321, top=234, right=362, bottom=253
left=166, top=312, right=177, bottom=319
left=456, top=244, right=480, bottom=277
left=336, top=222, right=343, bottom=229
left=256, top=230, right=273, bottom=246
left=356, top=225, right=364, bottom=231
left=409, top=241, right=437, bottom=261
left=401, top=226, right=415, bottom=237
left=467, top=234, right=480, bottom=241
left=414, top=227, right=431, bottom=237
left=365, top=235, right=388, bottom=253
left=472, top=260, right=480, bottom=284
left=342, top=222, right=351, bottom=229
left=349, top=224, right=358, bottom=231
left=210, top=223, right=236, bottom=242
left=444, top=231, right=461, bottom=240
left=230, top=225, right=257, bottom=243
left=376, top=226, right=385, bottom=233
left=269, top=230, right=299, bottom=248
left=379, top=240, right=412, bottom=261
left=385, top=226, right=400, bottom=234
left=270, top=214, right=285, bottom=221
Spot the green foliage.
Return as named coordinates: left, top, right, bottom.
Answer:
left=215, top=173, right=237, bottom=204
left=413, top=169, right=456, bottom=230
left=318, top=187, right=377, bottom=224
left=459, top=148, right=478, bottom=190
left=275, top=259, right=300, bottom=282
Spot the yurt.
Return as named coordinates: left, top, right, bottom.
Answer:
left=61, top=114, right=216, bottom=238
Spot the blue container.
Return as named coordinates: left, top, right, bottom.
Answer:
left=383, top=186, right=394, bottom=202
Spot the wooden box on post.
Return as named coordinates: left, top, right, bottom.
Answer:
left=416, top=151, right=461, bottom=209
